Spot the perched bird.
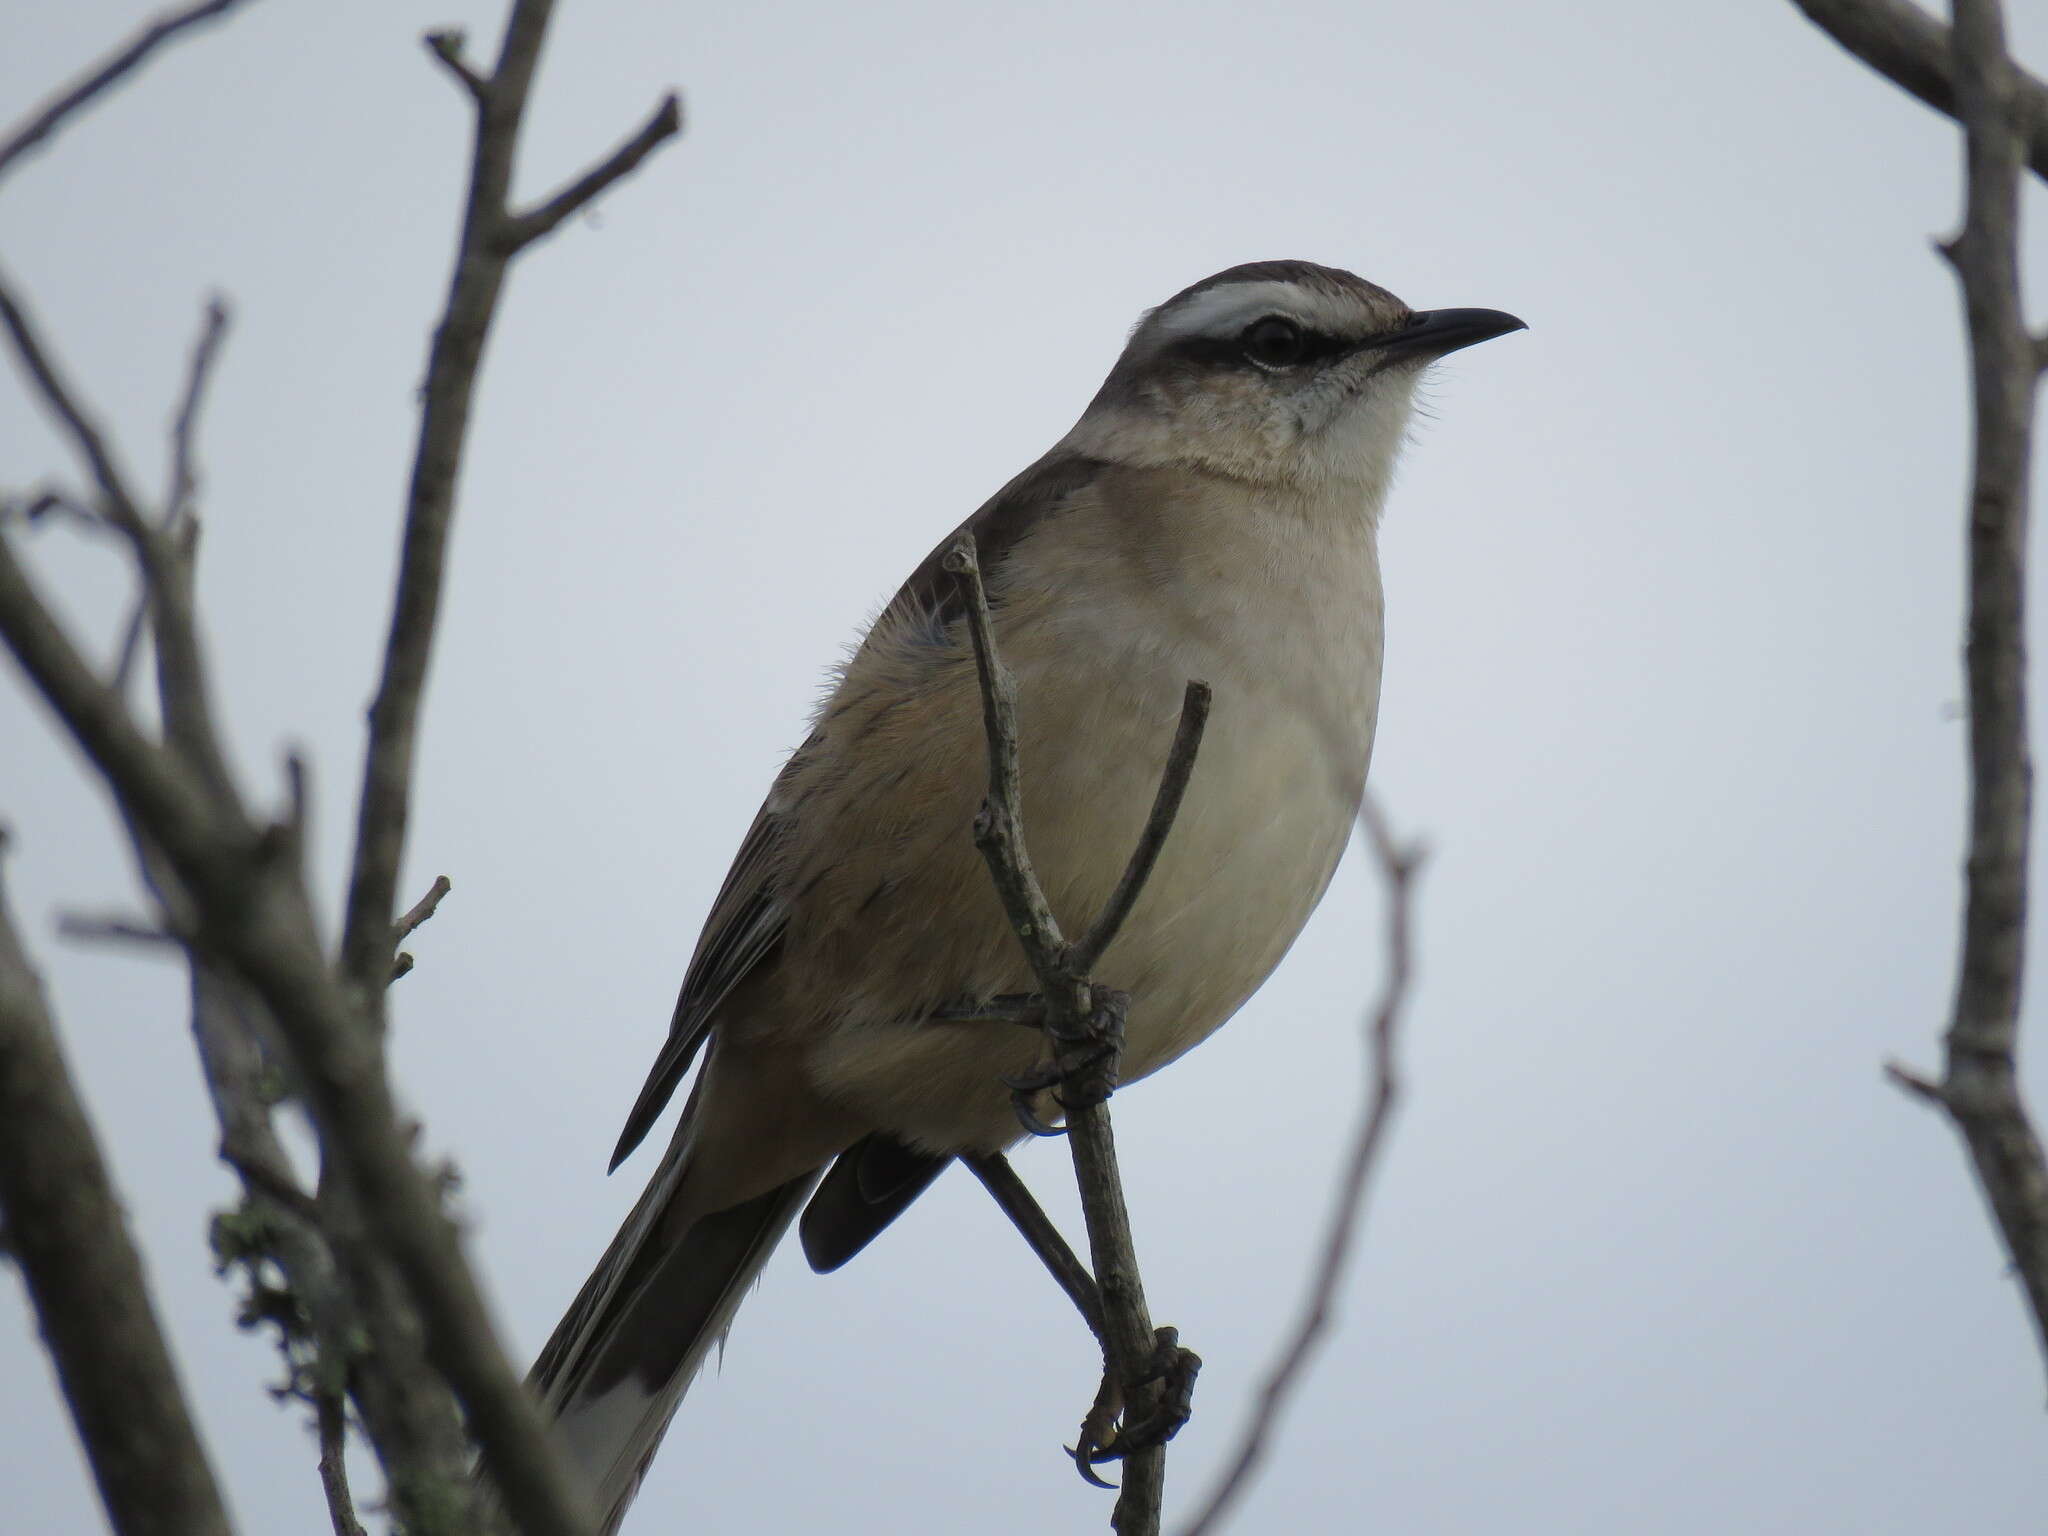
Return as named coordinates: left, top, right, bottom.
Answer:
left=530, top=260, right=1523, bottom=1531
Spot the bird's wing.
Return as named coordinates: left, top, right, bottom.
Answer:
left=607, top=448, right=1111, bottom=1172
left=608, top=744, right=812, bottom=1170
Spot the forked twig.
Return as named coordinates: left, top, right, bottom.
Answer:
left=946, top=534, right=1212, bottom=1535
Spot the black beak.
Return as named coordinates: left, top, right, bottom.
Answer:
left=1374, top=307, right=1527, bottom=359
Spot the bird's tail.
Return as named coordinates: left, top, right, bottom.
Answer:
left=527, top=1167, right=822, bottom=1534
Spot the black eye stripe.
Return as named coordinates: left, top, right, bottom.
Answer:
left=1166, top=323, right=1353, bottom=371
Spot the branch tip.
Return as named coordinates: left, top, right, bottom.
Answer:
left=424, top=30, right=488, bottom=101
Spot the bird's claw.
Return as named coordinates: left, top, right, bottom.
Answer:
left=1067, top=1328, right=1202, bottom=1486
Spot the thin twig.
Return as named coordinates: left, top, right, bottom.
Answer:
left=0, top=834, right=237, bottom=1536
left=55, top=911, right=180, bottom=948
left=1, top=486, right=102, bottom=531
left=337, top=0, right=679, bottom=1012
left=0, top=0, right=261, bottom=182
left=166, top=297, right=230, bottom=528
left=0, top=269, right=148, bottom=535
left=394, top=874, right=453, bottom=946
left=1788, top=0, right=2048, bottom=182
left=502, top=93, right=684, bottom=252
left=1070, top=682, right=1212, bottom=974
left=423, top=31, right=489, bottom=103
left=0, top=268, right=234, bottom=793
left=315, top=1387, right=368, bottom=1536
left=946, top=534, right=1201, bottom=1535
left=1178, top=803, right=1423, bottom=1536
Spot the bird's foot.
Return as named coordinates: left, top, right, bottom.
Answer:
left=1068, top=1327, right=1202, bottom=1486
left=999, top=985, right=1127, bottom=1137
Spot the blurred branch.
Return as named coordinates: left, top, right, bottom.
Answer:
left=502, top=92, right=683, bottom=252
left=0, top=835, right=236, bottom=1536
left=1797, top=0, right=2048, bottom=1376
left=0, top=0, right=683, bottom=1529
left=165, top=296, right=229, bottom=529
left=946, top=535, right=1212, bottom=1535
left=336, top=6, right=679, bottom=1010
left=1179, top=804, right=1422, bottom=1536
left=0, top=0, right=263, bottom=182
left=315, top=1387, right=367, bottom=1536
left=1913, top=0, right=2048, bottom=1373
left=391, top=873, right=452, bottom=982
left=1788, top=0, right=2048, bottom=181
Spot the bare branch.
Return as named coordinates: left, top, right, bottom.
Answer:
left=1802, top=0, right=2048, bottom=1382
left=166, top=296, right=230, bottom=528
left=388, top=875, right=452, bottom=984
left=0, top=0, right=262, bottom=182
left=315, top=1387, right=368, bottom=1536
left=1914, top=0, right=2048, bottom=1377
left=1, top=485, right=103, bottom=532
left=502, top=93, right=684, bottom=253
left=1788, top=0, right=2048, bottom=181
left=395, top=874, right=453, bottom=946
left=424, top=30, right=489, bottom=103
left=0, top=372, right=581, bottom=1536
left=1179, top=803, right=1423, bottom=1536
left=55, top=911, right=180, bottom=948
left=0, top=269, right=149, bottom=536
left=0, top=834, right=236, bottom=1536
left=0, top=268, right=234, bottom=793
left=1885, top=1058, right=1949, bottom=1105
left=0, top=4, right=674, bottom=1529
left=946, top=534, right=1205, bottom=1534
left=1070, top=681, right=1211, bottom=974
left=338, top=0, right=680, bottom=1009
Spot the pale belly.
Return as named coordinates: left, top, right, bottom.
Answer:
left=797, top=639, right=1375, bottom=1155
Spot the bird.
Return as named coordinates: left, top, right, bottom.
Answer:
left=527, top=260, right=1523, bottom=1531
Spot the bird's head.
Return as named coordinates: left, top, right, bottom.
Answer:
left=1065, top=259, right=1523, bottom=494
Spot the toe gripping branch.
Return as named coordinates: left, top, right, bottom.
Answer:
left=1071, top=1327, right=1204, bottom=1487
left=1000, top=984, right=1128, bottom=1138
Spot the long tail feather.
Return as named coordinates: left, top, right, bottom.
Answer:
left=529, top=1169, right=821, bottom=1534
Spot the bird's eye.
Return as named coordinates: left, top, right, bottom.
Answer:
left=1241, top=316, right=1307, bottom=369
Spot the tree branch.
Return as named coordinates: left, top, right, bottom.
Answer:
left=1914, top=0, right=2048, bottom=1377
left=0, top=120, right=596, bottom=1536
left=502, top=93, right=683, bottom=253
left=337, top=1, right=680, bottom=1009
left=0, top=0, right=263, bottom=182
left=0, top=4, right=676, bottom=1530
left=1179, top=803, right=1423, bottom=1536
left=1800, top=0, right=2048, bottom=1379
left=1070, top=684, right=1213, bottom=975
left=1789, top=0, right=2048, bottom=181
left=165, top=295, right=229, bottom=529
left=945, top=535, right=1211, bottom=1535
left=0, top=834, right=236, bottom=1536
left=0, top=272, right=235, bottom=795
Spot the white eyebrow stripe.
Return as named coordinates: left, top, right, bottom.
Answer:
left=1150, top=280, right=1371, bottom=343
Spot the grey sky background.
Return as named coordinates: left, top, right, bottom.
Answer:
left=5, top=1, right=2048, bottom=1531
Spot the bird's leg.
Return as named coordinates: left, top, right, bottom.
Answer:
left=963, top=1151, right=1104, bottom=1338
left=962, top=1144, right=1200, bottom=1487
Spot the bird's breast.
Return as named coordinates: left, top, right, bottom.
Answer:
left=784, top=479, right=1386, bottom=1151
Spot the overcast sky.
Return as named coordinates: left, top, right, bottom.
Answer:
left=5, top=1, right=2048, bottom=1532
